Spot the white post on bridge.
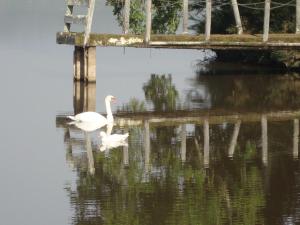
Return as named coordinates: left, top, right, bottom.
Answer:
left=182, top=0, right=189, bottom=34
left=145, top=0, right=152, bottom=43
left=205, top=0, right=212, bottom=41
left=263, top=0, right=271, bottom=42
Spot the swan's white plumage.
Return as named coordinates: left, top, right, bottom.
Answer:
left=73, top=121, right=106, bottom=132
left=67, top=95, right=116, bottom=128
left=68, top=112, right=107, bottom=123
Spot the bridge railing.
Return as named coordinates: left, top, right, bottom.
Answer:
left=127, top=0, right=300, bottom=43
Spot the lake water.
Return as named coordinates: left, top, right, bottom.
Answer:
left=1, top=1, right=300, bottom=225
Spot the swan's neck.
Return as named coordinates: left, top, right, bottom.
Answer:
left=105, top=100, right=113, bottom=123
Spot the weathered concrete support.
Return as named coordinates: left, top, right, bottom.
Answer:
left=73, top=46, right=96, bottom=82
left=124, top=0, right=131, bottom=34
left=182, top=0, right=189, bottom=34
left=293, top=119, right=299, bottom=159
left=145, top=0, right=152, bottom=43
left=231, top=0, right=243, bottom=34
left=73, top=81, right=96, bottom=114
left=297, top=0, right=300, bottom=33
left=205, top=0, right=212, bottom=41
left=263, top=0, right=271, bottom=42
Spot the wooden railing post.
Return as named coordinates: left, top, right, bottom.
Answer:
left=145, top=0, right=152, bottom=43
left=205, top=0, right=212, bottom=41
left=124, top=0, right=131, bottom=34
left=231, top=0, right=243, bottom=34
left=182, top=0, right=189, bottom=34
left=263, top=0, right=271, bottom=42
left=297, top=0, right=300, bottom=33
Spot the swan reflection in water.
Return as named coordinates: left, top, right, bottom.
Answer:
left=68, top=115, right=129, bottom=156
left=99, top=131, right=129, bottom=152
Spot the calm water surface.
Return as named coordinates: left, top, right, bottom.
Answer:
left=56, top=75, right=300, bottom=225
left=1, top=1, right=300, bottom=225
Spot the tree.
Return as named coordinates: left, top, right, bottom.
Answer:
left=106, top=0, right=182, bottom=34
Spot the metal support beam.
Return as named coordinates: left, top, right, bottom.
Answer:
left=263, top=0, right=271, bottom=42
left=145, top=0, right=152, bottom=43
left=205, top=0, right=212, bottom=41
left=297, top=0, right=300, bottom=33
left=231, top=0, right=243, bottom=34
left=84, top=0, right=95, bottom=46
left=182, top=0, right=189, bottom=34
left=124, top=0, right=131, bottom=34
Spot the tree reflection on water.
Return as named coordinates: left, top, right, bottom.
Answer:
left=56, top=72, right=300, bottom=225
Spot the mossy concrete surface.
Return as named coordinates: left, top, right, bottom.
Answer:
left=56, top=32, right=300, bottom=50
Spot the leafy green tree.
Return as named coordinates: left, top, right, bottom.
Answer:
left=106, top=0, right=182, bottom=34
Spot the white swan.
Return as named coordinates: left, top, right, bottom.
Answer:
left=99, top=131, right=129, bottom=151
left=68, top=95, right=116, bottom=125
left=72, top=121, right=104, bottom=132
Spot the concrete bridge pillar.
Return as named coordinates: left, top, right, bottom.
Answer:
left=73, top=46, right=96, bottom=82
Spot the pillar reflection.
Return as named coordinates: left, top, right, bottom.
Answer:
left=180, top=124, right=187, bottom=163
left=204, top=119, right=210, bottom=168
left=294, top=119, right=299, bottom=159
left=262, top=115, right=268, bottom=166
left=73, top=81, right=96, bottom=114
left=228, top=120, right=241, bottom=158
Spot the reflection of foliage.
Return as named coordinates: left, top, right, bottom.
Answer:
left=143, top=74, right=179, bottom=111
left=65, top=122, right=271, bottom=225
left=120, top=97, right=146, bottom=112
left=106, top=0, right=182, bottom=34
left=189, top=75, right=300, bottom=111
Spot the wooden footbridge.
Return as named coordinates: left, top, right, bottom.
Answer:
left=57, top=0, right=300, bottom=82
